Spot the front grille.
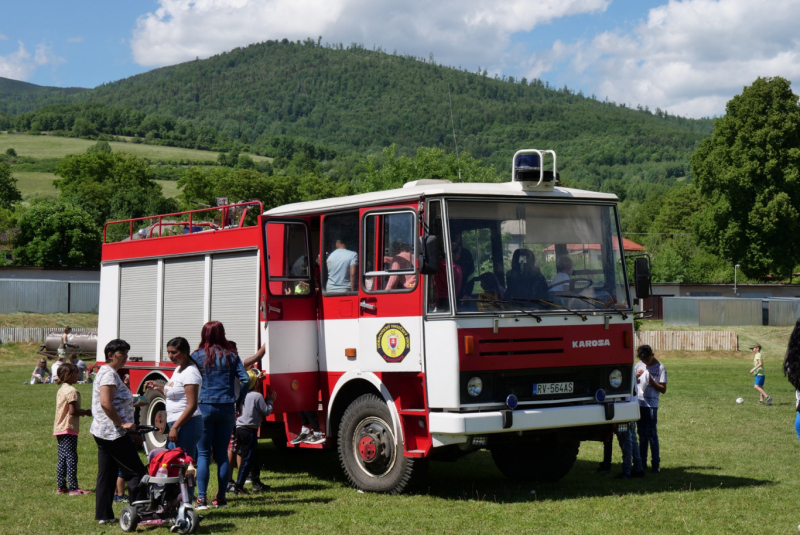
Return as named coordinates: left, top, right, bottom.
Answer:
left=460, top=365, right=631, bottom=405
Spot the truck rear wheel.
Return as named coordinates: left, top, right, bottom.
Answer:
left=490, top=440, right=579, bottom=482
left=138, top=381, right=168, bottom=452
left=338, top=394, right=425, bottom=494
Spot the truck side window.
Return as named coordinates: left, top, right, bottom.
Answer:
left=322, top=212, right=360, bottom=295
left=426, top=201, right=450, bottom=313
left=363, top=211, right=417, bottom=293
left=265, top=221, right=312, bottom=297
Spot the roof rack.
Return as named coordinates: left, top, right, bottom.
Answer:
left=103, top=201, right=263, bottom=244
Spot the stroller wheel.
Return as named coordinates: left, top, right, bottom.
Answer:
left=119, top=506, right=139, bottom=532
left=177, top=509, right=200, bottom=534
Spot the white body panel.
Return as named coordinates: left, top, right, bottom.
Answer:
left=423, top=320, right=460, bottom=410
left=263, top=320, right=318, bottom=374
left=97, top=263, right=121, bottom=358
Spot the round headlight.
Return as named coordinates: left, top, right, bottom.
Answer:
left=467, top=377, right=483, bottom=397
left=609, top=369, right=623, bottom=389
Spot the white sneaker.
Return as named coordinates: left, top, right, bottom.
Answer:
left=305, top=432, right=326, bottom=445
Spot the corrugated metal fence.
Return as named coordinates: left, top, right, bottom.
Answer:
left=635, top=331, right=738, bottom=351
left=0, top=327, right=90, bottom=344
left=0, top=280, right=99, bottom=314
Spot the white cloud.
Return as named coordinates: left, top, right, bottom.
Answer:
left=67, top=36, right=83, bottom=44
left=0, top=41, right=35, bottom=80
left=130, top=0, right=609, bottom=74
left=0, top=41, right=65, bottom=81
left=0, top=34, right=8, bottom=41
left=532, top=0, right=800, bottom=118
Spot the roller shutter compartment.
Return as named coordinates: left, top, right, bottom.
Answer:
left=162, top=257, right=206, bottom=361
left=210, top=251, right=259, bottom=357
left=119, top=261, right=158, bottom=361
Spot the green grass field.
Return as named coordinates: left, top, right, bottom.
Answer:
left=0, top=132, right=271, bottom=162
left=1, top=326, right=799, bottom=534
left=13, top=171, right=181, bottom=200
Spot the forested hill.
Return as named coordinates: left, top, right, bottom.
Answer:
left=0, top=78, right=85, bottom=109
left=0, top=40, right=714, bottom=198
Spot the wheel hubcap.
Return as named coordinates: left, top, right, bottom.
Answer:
left=353, top=417, right=395, bottom=477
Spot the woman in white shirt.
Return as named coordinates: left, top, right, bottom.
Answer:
left=146, top=337, right=203, bottom=460
left=90, top=339, right=148, bottom=524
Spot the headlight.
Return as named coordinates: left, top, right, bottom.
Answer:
left=467, top=377, right=483, bottom=397
left=609, top=369, right=622, bottom=389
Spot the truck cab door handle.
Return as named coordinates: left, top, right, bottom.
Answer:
left=360, top=301, right=377, bottom=311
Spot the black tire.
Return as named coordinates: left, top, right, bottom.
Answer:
left=338, top=393, right=426, bottom=494
left=119, top=506, right=139, bottom=532
left=490, top=440, right=579, bottom=482
left=179, top=509, right=200, bottom=534
left=138, top=381, right=167, bottom=451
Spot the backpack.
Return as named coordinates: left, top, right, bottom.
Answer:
left=148, top=447, right=193, bottom=477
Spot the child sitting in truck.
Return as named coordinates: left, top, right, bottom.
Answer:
left=232, top=369, right=277, bottom=495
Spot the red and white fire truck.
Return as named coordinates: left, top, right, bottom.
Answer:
left=98, top=150, right=650, bottom=494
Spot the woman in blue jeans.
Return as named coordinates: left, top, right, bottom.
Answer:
left=190, top=321, right=249, bottom=510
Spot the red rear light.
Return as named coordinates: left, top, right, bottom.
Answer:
left=623, top=330, right=632, bottom=348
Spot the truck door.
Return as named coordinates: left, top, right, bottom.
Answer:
left=358, top=207, right=423, bottom=372
left=261, top=217, right=319, bottom=414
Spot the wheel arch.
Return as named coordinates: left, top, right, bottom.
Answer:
left=137, top=371, right=169, bottom=393
left=327, top=372, right=403, bottom=448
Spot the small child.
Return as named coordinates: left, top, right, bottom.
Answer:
left=749, top=344, right=772, bottom=405
left=53, top=363, right=92, bottom=495
left=232, top=369, right=276, bottom=495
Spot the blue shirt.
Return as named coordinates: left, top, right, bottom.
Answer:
left=191, top=348, right=249, bottom=405
left=326, top=248, right=358, bottom=292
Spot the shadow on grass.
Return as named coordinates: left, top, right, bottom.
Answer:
left=418, top=458, right=774, bottom=502
left=258, top=443, right=774, bottom=503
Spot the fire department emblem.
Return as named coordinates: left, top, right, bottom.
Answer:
left=376, top=323, right=410, bottom=363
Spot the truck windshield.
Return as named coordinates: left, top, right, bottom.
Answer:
left=437, top=200, right=630, bottom=314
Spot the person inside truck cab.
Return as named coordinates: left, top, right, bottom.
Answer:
left=550, top=255, right=574, bottom=292
left=325, top=235, right=358, bottom=292
left=506, top=248, right=549, bottom=301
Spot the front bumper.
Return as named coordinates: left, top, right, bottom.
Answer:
left=428, top=400, right=640, bottom=447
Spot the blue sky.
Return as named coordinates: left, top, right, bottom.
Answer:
left=2, top=0, right=799, bottom=118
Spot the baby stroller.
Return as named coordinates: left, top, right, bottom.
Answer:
left=119, top=426, right=200, bottom=534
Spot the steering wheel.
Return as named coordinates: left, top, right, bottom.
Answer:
left=548, top=278, right=593, bottom=292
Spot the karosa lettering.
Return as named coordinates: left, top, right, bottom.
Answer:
left=572, top=339, right=611, bottom=348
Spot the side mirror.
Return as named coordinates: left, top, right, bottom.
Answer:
left=633, top=257, right=652, bottom=299
left=419, top=235, right=440, bottom=275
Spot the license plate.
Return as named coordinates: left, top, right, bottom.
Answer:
left=533, top=382, right=574, bottom=395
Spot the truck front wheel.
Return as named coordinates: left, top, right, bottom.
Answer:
left=338, top=394, right=425, bottom=494
left=137, top=381, right=168, bottom=452
left=490, top=439, right=579, bottom=482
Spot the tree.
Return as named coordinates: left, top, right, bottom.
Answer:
left=0, top=161, right=22, bottom=209
left=54, top=152, right=176, bottom=227
left=12, top=200, right=102, bottom=267
left=691, top=77, right=800, bottom=279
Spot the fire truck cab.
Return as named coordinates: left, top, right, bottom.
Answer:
left=98, top=150, right=644, bottom=494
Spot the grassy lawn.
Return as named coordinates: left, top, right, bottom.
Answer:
left=12, top=170, right=59, bottom=198
left=14, top=172, right=180, bottom=200
left=0, top=313, right=98, bottom=329
left=0, top=132, right=271, bottom=162
left=1, top=328, right=798, bottom=534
